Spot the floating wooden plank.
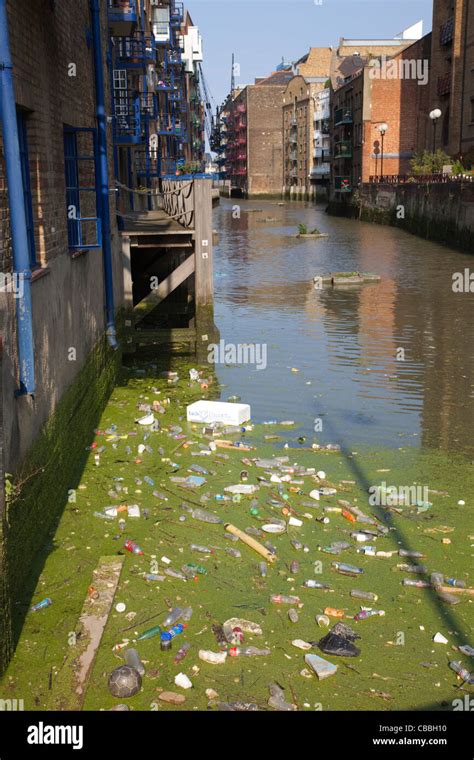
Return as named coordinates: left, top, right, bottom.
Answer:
left=133, top=255, right=195, bottom=322
left=52, top=556, right=124, bottom=710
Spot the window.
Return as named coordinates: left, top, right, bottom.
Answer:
left=64, top=126, right=101, bottom=250
left=16, top=110, right=37, bottom=268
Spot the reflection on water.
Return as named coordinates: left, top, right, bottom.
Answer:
left=212, top=199, right=474, bottom=455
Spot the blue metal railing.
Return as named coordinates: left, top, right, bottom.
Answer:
left=170, top=2, right=184, bottom=25
left=113, top=93, right=143, bottom=143
left=108, top=0, right=138, bottom=30
left=114, top=33, right=155, bottom=68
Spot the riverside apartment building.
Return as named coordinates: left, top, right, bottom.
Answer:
left=0, top=0, right=203, bottom=676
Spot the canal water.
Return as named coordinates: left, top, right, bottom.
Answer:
left=212, top=198, right=474, bottom=456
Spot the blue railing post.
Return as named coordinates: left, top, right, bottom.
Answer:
left=91, top=0, right=118, bottom=349
left=0, top=0, right=35, bottom=395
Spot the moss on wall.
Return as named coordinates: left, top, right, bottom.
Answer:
left=0, top=334, right=121, bottom=675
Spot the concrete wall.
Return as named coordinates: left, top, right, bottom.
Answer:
left=358, top=181, right=474, bottom=252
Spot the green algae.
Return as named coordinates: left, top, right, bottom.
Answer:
left=1, top=358, right=473, bottom=712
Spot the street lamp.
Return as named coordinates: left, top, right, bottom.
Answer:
left=429, top=108, right=442, bottom=153
left=378, top=123, right=388, bottom=178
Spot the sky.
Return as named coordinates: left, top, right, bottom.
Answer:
left=185, top=0, right=434, bottom=108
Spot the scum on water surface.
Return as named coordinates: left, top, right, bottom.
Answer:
left=2, top=358, right=473, bottom=711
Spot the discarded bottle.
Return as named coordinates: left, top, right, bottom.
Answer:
left=174, top=643, right=191, bottom=665
left=303, top=580, right=331, bottom=589
left=163, top=608, right=183, bottom=627
left=430, top=572, right=444, bottom=587
left=351, top=590, right=378, bottom=602
left=226, top=548, right=241, bottom=558
left=332, top=562, right=364, bottom=576
left=399, top=564, right=428, bottom=574
left=143, top=476, right=155, bottom=487
left=403, top=579, right=431, bottom=588
left=444, top=578, right=466, bottom=588
left=190, top=544, right=212, bottom=554
left=31, top=598, right=52, bottom=612
left=181, top=607, right=193, bottom=622
left=449, top=661, right=471, bottom=683
left=183, top=563, right=207, bottom=575
left=137, top=625, right=161, bottom=642
left=259, top=562, right=268, bottom=578
left=289, top=560, right=299, bottom=574
left=270, top=594, right=300, bottom=605
left=229, top=647, right=271, bottom=657
left=353, top=609, right=385, bottom=621
left=166, top=623, right=186, bottom=639
left=145, top=573, right=164, bottom=582
left=125, top=648, right=145, bottom=676
left=399, top=549, right=425, bottom=558
left=124, top=539, right=143, bottom=556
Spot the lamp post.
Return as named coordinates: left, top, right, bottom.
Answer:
left=429, top=108, right=442, bottom=153
left=378, top=123, right=388, bottom=178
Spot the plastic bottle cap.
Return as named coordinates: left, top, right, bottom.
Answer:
left=115, top=603, right=126, bottom=613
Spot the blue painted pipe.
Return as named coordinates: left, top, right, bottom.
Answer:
left=90, top=0, right=118, bottom=349
left=0, top=0, right=35, bottom=395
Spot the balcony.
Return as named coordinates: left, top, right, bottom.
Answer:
left=114, top=34, right=156, bottom=69
left=108, top=0, right=137, bottom=37
left=334, top=107, right=353, bottom=127
left=334, top=140, right=352, bottom=159
left=113, top=95, right=144, bottom=145
left=437, top=73, right=451, bottom=97
left=334, top=175, right=352, bottom=193
left=440, top=17, right=454, bottom=46
left=289, top=134, right=297, bottom=144
left=169, top=88, right=184, bottom=102
left=156, top=77, right=174, bottom=92
left=314, top=147, right=330, bottom=159
left=167, top=49, right=183, bottom=66
left=310, top=164, right=331, bottom=177
left=289, top=150, right=297, bottom=161
left=170, top=2, right=184, bottom=26
left=140, top=93, right=158, bottom=119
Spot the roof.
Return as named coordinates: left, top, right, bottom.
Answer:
left=254, top=70, right=294, bottom=86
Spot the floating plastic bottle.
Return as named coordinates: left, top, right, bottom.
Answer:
left=162, top=608, right=183, bottom=628
left=226, top=548, right=241, bottom=558
left=31, top=598, right=52, bottom=612
left=124, top=539, right=143, bottom=556
left=333, top=562, right=364, bottom=576
left=444, top=578, right=466, bottom=588
left=270, top=594, right=300, bottom=605
left=303, top=580, right=331, bottom=589
left=125, top=648, right=145, bottom=675
left=403, top=579, right=431, bottom=588
left=174, top=643, right=191, bottom=665
left=449, top=661, right=471, bottom=683
left=399, top=549, right=425, bottom=558
left=353, top=609, right=385, bottom=621
left=229, top=646, right=271, bottom=657
left=290, top=561, right=299, bottom=574
left=259, top=562, right=267, bottom=578
left=351, top=590, right=378, bottom=602
left=181, top=607, right=193, bottom=622
left=165, top=623, right=186, bottom=639
left=136, top=625, right=161, bottom=642
left=145, top=573, right=164, bottom=582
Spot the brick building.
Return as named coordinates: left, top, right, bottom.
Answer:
left=429, top=0, right=474, bottom=164
left=0, top=0, right=202, bottom=676
left=330, top=33, right=431, bottom=198
left=226, top=70, right=293, bottom=197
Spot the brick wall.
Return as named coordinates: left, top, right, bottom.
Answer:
left=247, top=85, right=285, bottom=195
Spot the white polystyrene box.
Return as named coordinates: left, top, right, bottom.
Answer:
left=186, top=400, right=251, bottom=425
